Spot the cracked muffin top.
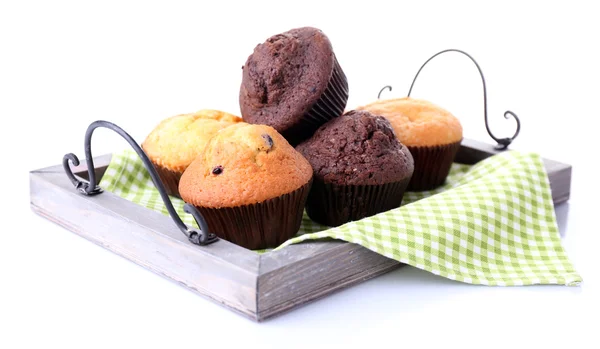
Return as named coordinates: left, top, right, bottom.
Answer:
left=357, top=97, right=462, bottom=147
left=142, top=110, right=243, bottom=172
left=296, top=110, right=414, bottom=186
left=239, top=26, right=348, bottom=145
left=179, top=123, right=313, bottom=208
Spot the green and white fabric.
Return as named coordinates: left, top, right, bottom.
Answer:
left=100, top=149, right=581, bottom=286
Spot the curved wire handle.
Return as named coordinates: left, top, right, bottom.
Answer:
left=378, top=85, right=393, bottom=99
left=62, top=120, right=218, bottom=246
left=379, top=49, right=521, bottom=150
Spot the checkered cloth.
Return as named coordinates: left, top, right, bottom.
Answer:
left=100, top=149, right=581, bottom=286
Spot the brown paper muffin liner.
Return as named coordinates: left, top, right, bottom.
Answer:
left=406, top=140, right=462, bottom=191
left=193, top=180, right=312, bottom=250
left=152, top=162, right=183, bottom=199
left=283, top=55, right=349, bottom=145
left=305, top=176, right=412, bottom=227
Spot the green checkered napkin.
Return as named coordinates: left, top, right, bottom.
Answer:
left=100, top=149, right=581, bottom=286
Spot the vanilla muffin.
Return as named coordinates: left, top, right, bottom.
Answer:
left=179, top=123, right=313, bottom=250
left=358, top=98, right=462, bottom=190
left=142, top=110, right=242, bottom=198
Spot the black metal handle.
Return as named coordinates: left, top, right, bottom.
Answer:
left=62, top=120, right=218, bottom=246
left=378, top=49, right=521, bottom=150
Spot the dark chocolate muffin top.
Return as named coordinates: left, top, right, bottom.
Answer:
left=239, top=27, right=334, bottom=132
left=296, top=110, right=414, bottom=186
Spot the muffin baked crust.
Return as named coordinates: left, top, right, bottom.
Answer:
left=142, top=110, right=242, bottom=172
left=240, top=27, right=334, bottom=131
left=297, top=110, right=413, bottom=186
left=179, top=123, right=313, bottom=208
left=357, top=98, right=462, bottom=146
left=239, top=27, right=349, bottom=145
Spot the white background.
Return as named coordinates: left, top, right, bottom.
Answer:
left=1, top=0, right=599, bottom=348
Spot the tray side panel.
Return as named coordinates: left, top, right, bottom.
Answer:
left=456, top=139, right=571, bottom=204
left=30, top=171, right=260, bottom=320
left=455, top=138, right=501, bottom=164
left=30, top=138, right=572, bottom=322
left=257, top=243, right=400, bottom=321
left=544, top=158, right=572, bottom=204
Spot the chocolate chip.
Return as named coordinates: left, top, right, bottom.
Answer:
left=310, top=87, right=317, bottom=93
left=212, top=166, right=223, bottom=175
left=262, top=134, right=273, bottom=148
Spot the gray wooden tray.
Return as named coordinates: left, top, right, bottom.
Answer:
left=29, top=138, right=571, bottom=321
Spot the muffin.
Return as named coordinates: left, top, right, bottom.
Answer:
left=239, top=27, right=349, bottom=146
left=357, top=98, right=463, bottom=190
left=141, top=110, right=243, bottom=198
left=179, top=123, right=313, bottom=250
left=296, top=110, right=414, bottom=227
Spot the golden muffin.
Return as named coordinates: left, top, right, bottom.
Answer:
left=358, top=98, right=462, bottom=190
left=179, top=123, right=313, bottom=250
left=141, top=110, right=243, bottom=198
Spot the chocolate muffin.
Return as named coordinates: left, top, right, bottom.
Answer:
left=297, top=110, right=414, bottom=226
left=239, top=27, right=349, bottom=146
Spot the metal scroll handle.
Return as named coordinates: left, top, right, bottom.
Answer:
left=62, top=120, right=218, bottom=246
left=378, top=49, right=521, bottom=150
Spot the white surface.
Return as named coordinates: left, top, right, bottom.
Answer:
left=1, top=0, right=599, bottom=348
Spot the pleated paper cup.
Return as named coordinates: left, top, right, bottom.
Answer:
left=282, top=55, right=349, bottom=145
left=153, top=162, right=183, bottom=199
left=193, top=180, right=312, bottom=250
left=406, top=140, right=462, bottom=191
left=305, top=177, right=412, bottom=227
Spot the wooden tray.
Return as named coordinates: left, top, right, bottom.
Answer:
left=29, top=138, right=571, bottom=321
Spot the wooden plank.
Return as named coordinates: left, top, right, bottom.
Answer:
left=455, top=138, right=502, bottom=164
left=259, top=240, right=347, bottom=274
left=543, top=158, right=571, bottom=205
left=258, top=242, right=400, bottom=321
left=37, top=153, right=113, bottom=177
left=30, top=170, right=260, bottom=319
left=456, top=138, right=572, bottom=204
